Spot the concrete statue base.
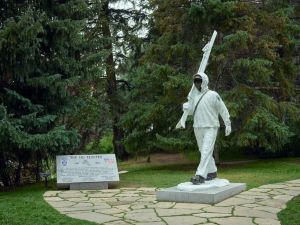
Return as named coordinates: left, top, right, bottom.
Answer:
left=156, top=179, right=246, bottom=204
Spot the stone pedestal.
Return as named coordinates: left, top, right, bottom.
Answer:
left=70, top=182, right=108, bottom=190
left=156, top=181, right=246, bottom=204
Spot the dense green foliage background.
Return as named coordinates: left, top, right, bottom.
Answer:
left=0, top=0, right=299, bottom=186
left=0, top=0, right=89, bottom=186
left=122, top=0, right=299, bottom=156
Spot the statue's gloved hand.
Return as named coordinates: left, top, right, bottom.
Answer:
left=225, top=126, right=231, bottom=136
left=176, top=102, right=191, bottom=129
left=175, top=119, right=185, bottom=129
left=182, top=102, right=190, bottom=111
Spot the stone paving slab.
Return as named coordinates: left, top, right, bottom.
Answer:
left=67, top=212, right=118, bottom=224
left=162, top=215, right=207, bottom=225
left=44, top=179, right=300, bottom=225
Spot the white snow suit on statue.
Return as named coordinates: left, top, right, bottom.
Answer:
left=185, top=73, right=231, bottom=179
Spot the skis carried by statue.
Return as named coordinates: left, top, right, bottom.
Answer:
left=176, top=30, right=217, bottom=129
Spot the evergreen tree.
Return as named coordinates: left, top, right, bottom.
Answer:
left=122, top=0, right=204, bottom=155
left=84, top=0, right=148, bottom=160
left=199, top=0, right=300, bottom=153
left=0, top=0, right=88, bottom=186
left=122, top=0, right=300, bottom=156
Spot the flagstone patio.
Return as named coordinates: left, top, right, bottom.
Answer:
left=44, top=179, right=300, bottom=225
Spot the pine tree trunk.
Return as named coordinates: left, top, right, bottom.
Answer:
left=101, top=1, right=129, bottom=160
left=35, top=151, right=41, bottom=182
left=0, top=154, right=11, bottom=187
left=14, top=159, right=22, bottom=185
left=113, top=124, right=129, bottom=160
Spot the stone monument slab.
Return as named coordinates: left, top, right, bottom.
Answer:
left=156, top=182, right=246, bottom=204
left=56, top=154, right=119, bottom=190
left=70, top=182, right=108, bottom=190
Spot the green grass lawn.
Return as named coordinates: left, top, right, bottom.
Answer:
left=0, top=157, right=299, bottom=225
left=119, top=157, right=300, bottom=189
left=278, top=195, right=300, bottom=225
left=0, top=183, right=97, bottom=225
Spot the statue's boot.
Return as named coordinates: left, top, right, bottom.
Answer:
left=206, top=172, right=217, bottom=181
left=190, top=175, right=205, bottom=184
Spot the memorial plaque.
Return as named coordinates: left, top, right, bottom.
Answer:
left=56, top=154, right=119, bottom=184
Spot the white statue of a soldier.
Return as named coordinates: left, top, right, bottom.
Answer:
left=176, top=31, right=231, bottom=185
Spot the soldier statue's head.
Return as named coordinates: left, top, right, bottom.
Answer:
left=193, top=72, right=209, bottom=92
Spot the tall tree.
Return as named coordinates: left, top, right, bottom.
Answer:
left=0, top=0, right=88, bottom=186
left=85, top=0, right=148, bottom=160
left=122, top=0, right=203, bottom=155
left=201, top=0, right=300, bottom=153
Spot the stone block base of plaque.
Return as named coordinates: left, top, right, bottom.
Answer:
left=156, top=182, right=246, bottom=204
left=70, top=182, right=108, bottom=190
